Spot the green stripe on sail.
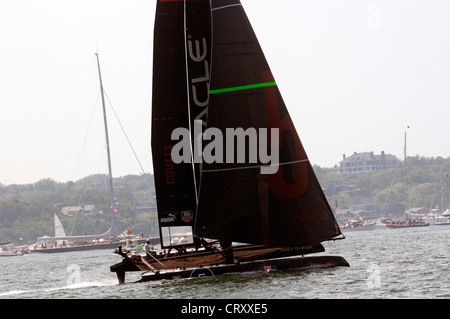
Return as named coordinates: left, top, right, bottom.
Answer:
left=209, top=82, right=277, bottom=94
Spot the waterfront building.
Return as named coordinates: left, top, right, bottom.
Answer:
left=338, top=151, right=399, bottom=174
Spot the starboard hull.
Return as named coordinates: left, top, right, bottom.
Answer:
left=110, top=244, right=349, bottom=284
left=137, top=255, right=349, bottom=282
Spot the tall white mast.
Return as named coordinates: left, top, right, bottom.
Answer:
left=404, top=131, right=407, bottom=217
left=95, top=53, right=116, bottom=237
left=404, top=127, right=410, bottom=219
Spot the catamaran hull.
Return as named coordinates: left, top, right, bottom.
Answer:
left=137, top=255, right=349, bottom=283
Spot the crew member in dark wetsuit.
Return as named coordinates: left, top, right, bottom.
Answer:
left=220, top=240, right=234, bottom=264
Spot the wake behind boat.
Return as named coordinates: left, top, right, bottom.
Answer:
left=111, top=0, right=348, bottom=283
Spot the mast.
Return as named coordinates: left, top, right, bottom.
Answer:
left=95, top=53, right=116, bottom=237
left=440, top=173, right=445, bottom=215
left=183, top=0, right=212, bottom=201
left=404, top=130, right=408, bottom=219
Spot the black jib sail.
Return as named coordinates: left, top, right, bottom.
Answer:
left=194, top=0, right=343, bottom=253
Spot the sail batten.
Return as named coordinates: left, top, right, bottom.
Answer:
left=209, top=82, right=277, bottom=94
left=201, top=159, right=310, bottom=173
left=212, top=3, right=242, bottom=11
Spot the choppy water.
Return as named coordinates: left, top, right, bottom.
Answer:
left=1, top=226, right=449, bottom=299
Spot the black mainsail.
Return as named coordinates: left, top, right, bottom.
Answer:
left=194, top=0, right=343, bottom=253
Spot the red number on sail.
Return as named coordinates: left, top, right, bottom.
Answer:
left=263, top=71, right=308, bottom=199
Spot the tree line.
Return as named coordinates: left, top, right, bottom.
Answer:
left=1, top=156, right=449, bottom=244
left=315, top=156, right=450, bottom=218
left=0, top=174, right=155, bottom=244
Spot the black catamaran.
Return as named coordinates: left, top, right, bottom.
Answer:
left=111, top=0, right=348, bottom=283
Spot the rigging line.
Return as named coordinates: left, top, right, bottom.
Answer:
left=212, top=3, right=242, bottom=11
left=209, top=82, right=277, bottom=94
left=59, top=56, right=96, bottom=182
left=428, top=169, right=445, bottom=211
left=381, top=160, right=401, bottom=214
left=71, top=92, right=101, bottom=181
left=428, top=180, right=439, bottom=211
left=103, top=90, right=146, bottom=175
left=202, top=159, right=310, bottom=173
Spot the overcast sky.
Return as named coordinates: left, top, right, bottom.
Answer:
left=1, top=0, right=449, bottom=185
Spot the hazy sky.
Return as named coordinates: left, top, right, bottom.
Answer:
left=1, top=0, right=449, bottom=185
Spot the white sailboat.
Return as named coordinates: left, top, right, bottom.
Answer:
left=436, top=206, right=450, bottom=225
left=31, top=212, right=115, bottom=252
left=386, top=130, right=429, bottom=228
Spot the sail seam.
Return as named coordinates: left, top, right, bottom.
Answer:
left=210, top=82, right=277, bottom=94
left=212, top=4, right=242, bottom=11
left=202, top=159, right=309, bottom=173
